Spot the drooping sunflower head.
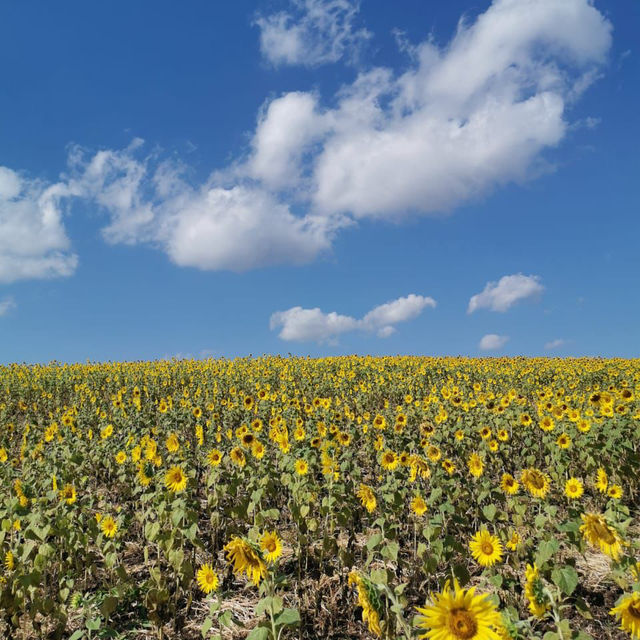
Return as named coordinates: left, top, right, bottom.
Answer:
left=524, top=564, right=550, bottom=618
left=580, top=513, right=623, bottom=561
left=224, top=537, right=267, bottom=586
left=357, top=484, right=377, bottom=513
left=521, top=468, right=550, bottom=499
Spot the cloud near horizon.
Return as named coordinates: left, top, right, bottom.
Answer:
left=479, top=333, right=509, bottom=351
left=270, top=293, right=436, bottom=342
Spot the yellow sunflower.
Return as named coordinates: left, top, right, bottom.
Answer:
left=416, top=579, right=503, bottom=639
left=165, top=466, right=188, bottom=492
left=259, top=530, right=282, bottom=563
left=500, top=473, right=519, bottom=495
left=101, top=516, right=118, bottom=538
left=610, top=592, right=640, bottom=639
left=207, top=448, right=223, bottom=466
left=580, top=513, right=623, bottom=560
left=468, top=453, right=484, bottom=478
left=469, top=529, right=503, bottom=567
left=564, top=477, right=583, bottom=500
left=521, top=468, right=550, bottom=499
left=224, top=537, right=267, bottom=586
left=357, top=484, right=377, bottom=513
left=524, top=564, right=550, bottom=618
left=196, top=563, right=218, bottom=594
left=411, top=495, right=428, bottom=516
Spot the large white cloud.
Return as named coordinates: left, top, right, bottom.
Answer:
left=479, top=333, right=509, bottom=350
left=6, top=0, right=610, bottom=278
left=468, top=274, right=544, bottom=313
left=255, top=0, right=371, bottom=68
left=0, top=166, right=78, bottom=284
left=270, top=293, right=436, bottom=342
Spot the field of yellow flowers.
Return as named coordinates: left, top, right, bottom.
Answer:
left=0, top=356, right=639, bottom=640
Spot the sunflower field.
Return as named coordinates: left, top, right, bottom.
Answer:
left=0, top=356, right=639, bottom=640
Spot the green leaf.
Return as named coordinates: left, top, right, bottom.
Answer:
left=246, top=626, right=270, bottom=640
left=366, top=533, right=383, bottom=550
left=201, top=617, right=213, bottom=637
left=482, top=504, right=497, bottom=521
left=68, top=631, right=84, bottom=640
left=100, top=595, right=119, bottom=617
left=453, top=564, right=470, bottom=587
left=551, top=566, right=579, bottom=596
left=275, top=608, right=301, bottom=626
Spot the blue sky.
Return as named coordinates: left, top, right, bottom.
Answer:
left=0, top=0, right=638, bottom=362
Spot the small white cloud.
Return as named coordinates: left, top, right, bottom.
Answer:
left=544, top=338, right=566, bottom=350
left=270, top=293, right=436, bottom=342
left=0, top=297, right=16, bottom=316
left=479, top=334, right=509, bottom=351
left=0, top=166, right=78, bottom=284
left=255, top=0, right=371, bottom=68
left=468, top=274, right=544, bottom=313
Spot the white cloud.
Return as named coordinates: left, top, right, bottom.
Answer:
left=479, top=333, right=509, bottom=351
left=0, top=297, right=16, bottom=316
left=362, top=293, right=436, bottom=337
left=544, top=338, right=566, bottom=350
left=270, top=293, right=436, bottom=342
left=0, top=166, right=78, bottom=284
left=255, top=0, right=371, bottom=67
left=57, top=142, right=339, bottom=272
left=468, top=274, right=544, bottom=313
left=20, top=0, right=610, bottom=276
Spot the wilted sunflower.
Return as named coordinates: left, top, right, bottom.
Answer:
left=596, top=467, right=608, bottom=493
left=565, top=477, right=583, bottom=499
left=357, top=484, right=377, bottom=513
left=60, top=483, right=77, bottom=505
left=259, top=531, right=282, bottom=563
left=230, top=447, right=246, bottom=468
left=610, top=592, right=640, bottom=639
left=165, top=466, right=188, bottom=492
left=469, top=529, right=503, bottom=567
left=580, top=513, right=623, bottom=560
left=416, top=579, right=503, bottom=639
left=524, top=564, right=549, bottom=618
left=349, top=572, right=383, bottom=637
left=224, top=537, right=267, bottom=586
left=521, top=468, right=550, bottom=499
left=196, top=563, right=218, bottom=594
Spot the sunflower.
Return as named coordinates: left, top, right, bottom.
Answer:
left=230, top=447, right=246, bottom=468
left=101, top=516, right=118, bottom=538
left=520, top=414, right=532, bottom=427
left=357, top=484, right=377, bottom=513
left=524, top=564, right=550, bottom=618
left=427, top=445, right=442, bottom=462
left=500, top=473, right=519, bottom=495
left=294, top=459, right=308, bottom=475
left=480, top=426, right=491, bottom=440
left=165, top=466, right=188, bottom=492
left=411, top=495, right=428, bottom=516
left=349, top=572, right=383, bottom=637
left=608, top=484, right=623, bottom=500
left=596, top=468, right=608, bottom=493
left=580, top=513, right=623, bottom=560
left=137, top=463, right=153, bottom=486
left=555, top=433, right=571, bottom=449
left=497, top=429, right=509, bottom=441
left=115, top=450, right=127, bottom=464
left=207, top=448, right=223, bottom=466
left=416, top=579, right=503, bottom=639
left=521, top=468, right=550, bottom=499
left=610, top=592, right=640, bottom=639
left=469, top=529, right=503, bottom=567
left=380, top=450, right=399, bottom=471
left=577, top=419, right=591, bottom=433
left=251, top=441, right=265, bottom=459
left=224, top=537, right=267, bottom=586
left=166, top=433, right=180, bottom=453
left=565, top=477, right=583, bottom=499
left=506, top=532, right=520, bottom=551
left=442, top=459, right=456, bottom=475
left=468, top=453, right=484, bottom=478
left=259, top=531, right=282, bottom=563
left=196, top=563, right=218, bottom=594
left=539, top=417, right=554, bottom=432
left=60, top=483, right=77, bottom=505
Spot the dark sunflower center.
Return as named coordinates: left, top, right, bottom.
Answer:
left=529, top=473, right=545, bottom=489
left=448, top=609, right=478, bottom=639
left=628, top=603, right=640, bottom=619
left=481, top=542, right=494, bottom=556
